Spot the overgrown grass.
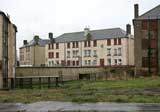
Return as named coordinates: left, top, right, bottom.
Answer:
left=0, top=77, right=160, bottom=103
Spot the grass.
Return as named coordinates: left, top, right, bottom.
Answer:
left=0, top=77, right=160, bottom=103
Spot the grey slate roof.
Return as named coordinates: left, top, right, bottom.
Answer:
left=137, top=4, right=160, bottom=20
left=55, top=28, right=128, bottom=43
left=20, top=38, right=50, bottom=48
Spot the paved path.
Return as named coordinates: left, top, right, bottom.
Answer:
left=1, top=102, right=160, bottom=112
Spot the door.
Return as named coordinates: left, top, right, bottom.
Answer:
left=100, top=59, right=104, bottom=67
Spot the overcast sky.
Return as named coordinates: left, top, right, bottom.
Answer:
left=0, top=0, right=159, bottom=50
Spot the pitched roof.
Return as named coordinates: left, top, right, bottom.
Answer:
left=137, top=4, right=160, bottom=20
left=20, top=38, right=50, bottom=48
left=55, top=28, right=128, bottom=43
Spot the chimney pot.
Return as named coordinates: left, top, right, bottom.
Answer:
left=23, top=40, right=27, bottom=45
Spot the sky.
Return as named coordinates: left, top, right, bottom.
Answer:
left=0, top=0, right=159, bottom=51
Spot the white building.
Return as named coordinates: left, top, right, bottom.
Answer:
left=45, top=25, right=134, bottom=67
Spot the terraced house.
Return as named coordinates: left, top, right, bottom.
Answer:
left=133, top=4, right=160, bottom=74
left=19, top=36, right=49, bottom=67
left=46, top=25, right=134, bottom=67
left=0, top=11, right=17, bottom=89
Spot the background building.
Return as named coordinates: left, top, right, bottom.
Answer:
left=133, top=4, right=160, bottom=74
left=19, top=36, right=49, bottom=67
left=0, top=11, right=17, bottom=89
left=46, top=25, right=134, bottom=67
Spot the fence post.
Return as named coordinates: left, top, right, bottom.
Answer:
left=39, top=77, right=41, bottom=89
left=55, top=77, right=59, bottom=87
left=48, top=77, right=51, bottom=88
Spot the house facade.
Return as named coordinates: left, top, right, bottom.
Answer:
left=46, top=25, right=134, bottom=67
left=0, top=11, right=17, bottom=89
left=133, top=4, right=160, bottom=74
left=19, top=36, right=49, bottom=67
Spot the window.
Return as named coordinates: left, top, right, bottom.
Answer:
left=56, top=43, right=59, bottom=49
left=118, top=59, right=122, bottom=65
left=84, top=60, right=87, bottom=65
left=72, top=42, right=75, bottom=48
left=52, top=61, right=54, bottom=66
left=84, top=41, right=87, bottom=47
left=107, top=48, right=111, bottom=56
left=114, top=39, right=117, bottom=45
left=107, top=39, right=111, bottom=46
left=76, top=60, right=79, bottom=66
left=88, top=60, right=91, bottom=65
left=26, top=47, right=30, bottom=52
left=114, top=59, right=117, bottom=65
left=118, top=38, right=121, bottom=45
left=72, top=61, right=75, bottom=66
left=93, top=40, right=97, bottom=47
left=84, top=50, right=91, bottom=57
left=52, top=52, right=54, bottom=58
left=107, top=59, right=111, bottom=65
left=114, top=49, right=117, bottom=56
left=56, top=61, right=59, bottom=65
left=49, top=61, right=51, bottom=66
left=48, top=52, right=52, bottom=58
left=52, top=43, right=54, bottom=49
left=67, top=43, right=70, bottom=48
left=88, top=41, right=91, bottom=47
left=118, top=48, right=122, bottom=56
left=67, top=51, right=70, bottom=58
left=76, top=42, right=79, bottom=48
left=56, top=52, right=59, bottom=58
left=88, top=50, right=91, bottom=57
left=67, top=60, right=70, bottom=66
left=48, top=44, right=51, bottom=50
left=93, top=60, right=97, bottom=65
left=93, top=50, right=97, bottom=57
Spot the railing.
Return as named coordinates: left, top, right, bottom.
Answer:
left=8, top=76, right=60, bottom=89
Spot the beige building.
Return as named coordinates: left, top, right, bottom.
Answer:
left=46, top=25, right=134, bottom=67
left=19, top=36, right=49, bottom=67
left=0, top=11, right=17, bottom=89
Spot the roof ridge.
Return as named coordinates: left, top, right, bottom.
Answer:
left=138, top=4, right=160, bottom=18
left=61, top=27, right=123, bottom=35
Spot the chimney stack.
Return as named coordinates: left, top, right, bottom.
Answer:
left=49, top=32, right=55, bottom=43
left=126, top=24, right=131, bottom=35
left=23, top=40, right=28, bottom=45
left=134, top=4, right=139, bottom=18
left=84, top=27, right=90, bottom=37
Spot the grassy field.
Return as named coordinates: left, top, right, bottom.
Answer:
left=0, top=77, right=160, bottom=103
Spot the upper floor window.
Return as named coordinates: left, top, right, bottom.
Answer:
left=93, top=60, right=97, bottom=66
left=107, top=39, right=111, bottom=46
left=114, top=38, right=117, bottom=45
left=48, top=44, right=51, bottom=50
left=118, top=38, right=121, bottom=45
left=118, top=48, right=122, bottom=56
left=107, top=58, right=111, bottom=65
left=118, top=59, right=122, bottom=65
left=114, top=59, right=117, bottom=65
left=56, top=52, right=59, bottom=58
left=67, top=43, right=70, bottom=49
left=114, top=49, right=117, bottom=56
left=107, top=48, right=111, bottom=56
left=93, top=50, right=97, bottom=57
left=84, top=50, right=91, bottom=57
left=88, top=41, right=91, bottom=47
left=56, top=43, right=59, bottom=49
left=67, top=51, right=70, bottom=58
left=76, top=41, right=79, bottom=48
left=84, top=41, right=91, bottom=47
left=93, top=40, right=97, bottom=47
left=72, top=42, right=75, bottom=48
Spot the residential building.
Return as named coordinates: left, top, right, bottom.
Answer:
left=133, top=4, right=160, bottom=74
left=0, top=11, right=17, bottom=89
left=46, top=25, right=134, bottom=67
left=19, top=36, right=49, bottom=67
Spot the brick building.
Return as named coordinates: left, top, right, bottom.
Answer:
left=46, top=25, right=134, bottom=67
left=0, top=11, right=17, bottom=89
left=133, top=4, right=160, bottom=74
